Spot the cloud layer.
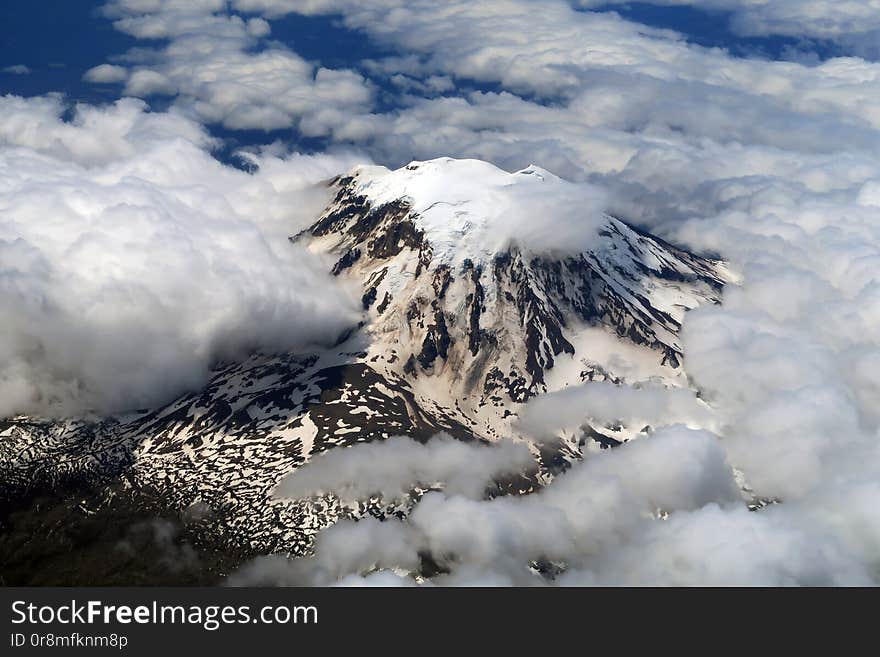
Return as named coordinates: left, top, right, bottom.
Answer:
left=0, top=94, right=361, bottom=417
left=5, top=1, right=880, bottom=584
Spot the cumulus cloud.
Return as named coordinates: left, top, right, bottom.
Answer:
left=0, top=94, right=209, bottom=165
left=100, top=0, right=374, bottom=132
left=558, top=504, right=873, bottom=586
left=0, top=94, right=363, bottom=418
left=83, top=64, right=128, bottom=84
left=490, top=171, right=610, bottom=255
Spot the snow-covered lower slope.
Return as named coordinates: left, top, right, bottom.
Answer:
left=0, top=157, right=729, bottom=557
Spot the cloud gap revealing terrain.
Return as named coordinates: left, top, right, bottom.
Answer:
left=2, top=0, right=880, bottom=586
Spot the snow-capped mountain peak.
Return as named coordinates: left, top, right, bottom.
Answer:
left=333, top=157, right=609, bottom=266
left=300, top=157, right=729, bottom=443
left=2, top=156, right=730, bottom=558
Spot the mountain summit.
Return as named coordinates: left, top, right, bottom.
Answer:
left=1, top=157, right=728, bottom=564
left=304, top=158, right=726, bottom=431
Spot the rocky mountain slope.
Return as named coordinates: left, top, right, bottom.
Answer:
left=0, top=157, right=729, bottom=564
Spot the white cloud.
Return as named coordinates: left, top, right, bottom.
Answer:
left=101, top=0, right=374, bottom=132
left=83, top=64, right=128, bottom=84
left=276, top=434, right=535, bottom=502
left=0, top=95, right=363, bottom=418
left=559, top=503, right=873, bottom=586
left=517, top=381, right=716, bottom=437
left=0, top=94, right=209, bottom=165
left=578, top=1, right=880, bottom=54
left=124, top=69, right=176, bottom=96
left=2, top=65, right=31, bottom=75
left=228, top=517, right=422, bottom=586
left=192, top=1, right=880, bottom=241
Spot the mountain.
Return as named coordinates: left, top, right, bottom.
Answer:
left=0, top=158, right=728, bottom=577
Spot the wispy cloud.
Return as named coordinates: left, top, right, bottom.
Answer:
left=2, top=64, right=31, bottom=75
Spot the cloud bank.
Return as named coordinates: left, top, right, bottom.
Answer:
left=0, top=94, right=362, bottom=418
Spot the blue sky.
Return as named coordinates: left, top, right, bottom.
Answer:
left=0, top=3, right=395, bottom=103
left=0, top=1, right=135, bottom=102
